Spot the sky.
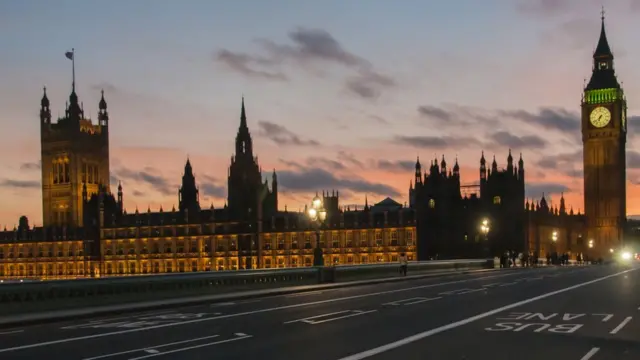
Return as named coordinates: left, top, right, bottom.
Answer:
left=1, top=0, right=640, bottom=227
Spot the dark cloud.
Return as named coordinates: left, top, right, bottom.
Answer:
left=132, top=190, right=145, bottom=197
left=90, top=82, right=118, bottom=93
left=345, top=69, right=395, bottom=100
left=418, top=106, right=453, bottom=122
left=200, top=183, right=226, bottom=198
left=374, top=159, right=414, bottom=172
left=114, top=167, right=175, bottom=196
left=536, top=150, right=583, bottom=178
left=395, top=135, right=481, bottom=149
left=526, top=182, right=571, bottom=198
left=489, top=131, right=547, bottom=149
left=627, top=115, right=640, bottom=134
left=199, top=174, right=226, bottom=199
left=499, top=108, right=580, bottom=133
left=279, top=158, right=304, bottom=169
left=20, top=162, right=40, bottom=171
left=215, top=49, right=287, bottom=81
left=627, top=151, right=640, bottom=169
left=337, top=151, right=364, bottom=168
left=216, top=27, right=394, bottom=99
left=0, top=179, right=40, bottom=189
left=305, top=157, right=345, bottom=171
left=278, top=167, right=400, bottom=197
left=515, top=0, right=574, bottom=16
left=257, top=121, right=320, bottom=146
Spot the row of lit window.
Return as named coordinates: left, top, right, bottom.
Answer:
left=104, top=228, right=415, bottom=242
left=0, top=248, right=83, bottom=259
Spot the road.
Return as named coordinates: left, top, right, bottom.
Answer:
left=0, top=264, right=638, bottom=360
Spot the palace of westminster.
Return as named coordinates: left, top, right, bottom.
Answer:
left=0, top=18, right=634, bottom=279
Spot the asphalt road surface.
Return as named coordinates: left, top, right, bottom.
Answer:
left=0, top=264, right=638, bottom=360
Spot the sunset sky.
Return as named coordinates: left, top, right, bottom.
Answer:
left=1, top=0, right=640, bottom=227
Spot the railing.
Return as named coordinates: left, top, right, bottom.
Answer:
left=0, top=259, right=494, bottom=315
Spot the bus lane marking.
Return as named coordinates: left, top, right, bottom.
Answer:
left=609, top=316, right=632, bottom=334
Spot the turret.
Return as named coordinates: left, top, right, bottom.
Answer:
left=507, top=149, right=513, bottom=174
left=98, top=89, right=109, bottom=127
left=480, top=151, right=486, bottom=181
left=40, top=86, right=51, bottom=126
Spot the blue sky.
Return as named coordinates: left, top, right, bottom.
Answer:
left=1, top=0, right=639, bottom=226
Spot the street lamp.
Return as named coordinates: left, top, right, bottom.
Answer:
left=308, top=194, right=327, bottom=266
left=480, top=218, right=490, bottom=257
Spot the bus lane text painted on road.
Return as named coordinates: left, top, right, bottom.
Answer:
left=484, top=312, right=633, bottom=335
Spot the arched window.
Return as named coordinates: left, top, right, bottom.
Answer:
left=493, top=196, right=501, bottom=205
left=429, top=199, right=435, bottom=209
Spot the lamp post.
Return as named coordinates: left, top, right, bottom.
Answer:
left=551, top=230, right=558, bottom=264
left=308, top=194, right=327, bottom=266
left=480, top=218, right=490, bottom=258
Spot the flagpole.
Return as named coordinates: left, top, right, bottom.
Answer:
left=72, top=48, right=75, bottom=92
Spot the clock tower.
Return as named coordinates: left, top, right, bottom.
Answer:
left=581, top=14, right=627, bottom=256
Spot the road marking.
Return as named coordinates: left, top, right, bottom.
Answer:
left=311, top=310, right=377, bottom=325
left=609, top=316, right=632, bottom=334
left=285, top=290, right=325, bottom=298
left=335, top=268, right=637, bottom=360
left=82, top=334, right=221, bottom=359
left=0, top=330, right=24, bottom=335
left=580, top=347, right=600, bottom=360
left=128, top=335, right=252, bottom=360
left=0, top=271, right=528, bottom=354
left=404, top=297, right=441, bottom=305
left=458, top=288, right=485, bottom=294
left=209, top=302, right=236, bottom=307
left=383, top=297, right=441, bottom=306
left=592, top=314, right=613, bottom=322
left=144, top=349, right=160, bottom=354
left=284, top=310, right=352, bottom=324
left=482, top=283, right=501, bottom=287
left=236, top=299, right=261, bottom=304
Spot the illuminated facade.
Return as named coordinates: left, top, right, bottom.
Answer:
left=0, top=91, right=416, bottom=280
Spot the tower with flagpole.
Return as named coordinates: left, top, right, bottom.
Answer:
left=38, top=49, right=112, bottom=230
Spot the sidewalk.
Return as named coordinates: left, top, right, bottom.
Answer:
left=0, top=267, right=501, bottom=328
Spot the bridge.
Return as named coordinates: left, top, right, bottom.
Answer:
left=0, top=259, right=638, bottom=359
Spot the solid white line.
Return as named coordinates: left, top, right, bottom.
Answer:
left=285, top=290, right=325, bottom=298
left=0, top=330, right=24, bottom=335
left=579, top=347, right=600, bottom=360
left=127, top=336, right=252, bottom=360
left=284, top=310, right=352, bottom=324
left=310, top=310, right=377, bottom=325
left=403, top=297, right=442, bottom=305
left=609, top=316, right=632, bottom=334
left=82, top=334, right=221, bottom=360
left=0, top=271, right=525, bottom=354
left=336, top=268, right=637, bottom=360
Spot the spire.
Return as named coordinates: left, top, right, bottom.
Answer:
left=594, top=7, right=612, bottom=59
left=240, top=96, right=247, bottom=129
left=41, top=86, right=49, bottom=108
left=586, top=9, right=619, bottom=90
left=235, top=96, right=253, bottom=156
left=99, top=89, right=107, bottom=110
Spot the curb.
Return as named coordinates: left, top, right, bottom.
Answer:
left=0, top=267, right=509, bottom=328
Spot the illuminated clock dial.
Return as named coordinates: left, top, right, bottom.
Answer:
left=589, top=106, right=611, bottom=128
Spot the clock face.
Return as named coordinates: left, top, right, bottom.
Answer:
left=589, top=106, right=611, bottom=128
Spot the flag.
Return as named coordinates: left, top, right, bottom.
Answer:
left=65, top=51, right=73, bottom=60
